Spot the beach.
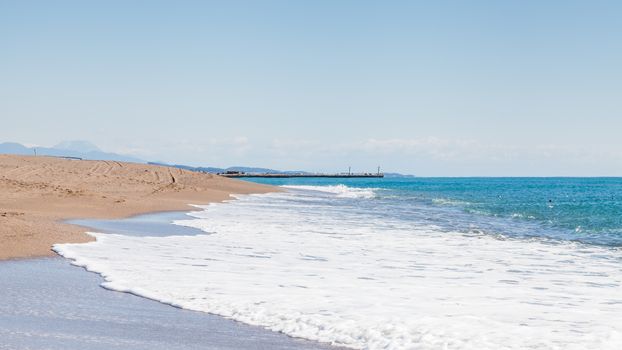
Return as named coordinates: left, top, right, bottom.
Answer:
left=3, top=155, right=622, bottom=349
left=0, top=155, right=341, bottom=349
left=0, top=154, right=274, bottom=260
left=0, top=211, right=340, bottom=350
left=4, top=0, right=620, bottom=348
left=52, top=179, right=621, bottom=349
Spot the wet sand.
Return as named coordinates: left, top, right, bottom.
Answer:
left=0, top=257, right=342, bottom=350
left=0, top=211, right=342, bottom=350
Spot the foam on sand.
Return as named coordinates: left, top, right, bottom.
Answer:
left=55, top=186, right=622, bottom=350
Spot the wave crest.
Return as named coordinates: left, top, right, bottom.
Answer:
left=282, top=185, right=377, bottom=199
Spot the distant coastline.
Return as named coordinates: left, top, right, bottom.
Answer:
left=0, top=141, right=414, bottom=178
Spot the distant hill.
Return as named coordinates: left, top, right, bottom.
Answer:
left=148, top=162, right=414, bottom=177
left=1, top=141, right=414, bottom=177
left=147, top=162, right=225, bottom=173
left=226, top=166, right=312, bottom=175
left=0, top=141, right=145, bottom=163
left=148, top=162, right=310, bottom=175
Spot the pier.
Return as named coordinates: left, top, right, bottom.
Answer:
left=219, top=166, right=384, bottom=178
left=218, top=172, right=384, bottom=178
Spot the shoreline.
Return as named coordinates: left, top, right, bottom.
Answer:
left=4, top=250, right=341, bottom=350
left=23, top=210, right=341, bottom=349
left=1, top=158, right=341, bottom=349
left=67, top=210, right=206, bottom=237
left=0, top=154, right=276, bottom=260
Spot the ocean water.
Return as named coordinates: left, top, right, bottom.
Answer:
left=55, top=178, right=622, bottom=349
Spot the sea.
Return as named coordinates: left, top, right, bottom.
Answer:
left=55, top=177, right=622, bottom=350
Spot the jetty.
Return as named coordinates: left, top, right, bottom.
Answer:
left=219, top=172, right=384, bottom=178
left=218, top=167, right=384, bottom=178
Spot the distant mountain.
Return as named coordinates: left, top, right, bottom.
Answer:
left=0, top=142, right=31, bottom=155
left=0, top=141, right=145, bottom=163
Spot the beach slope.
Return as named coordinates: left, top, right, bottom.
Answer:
left=0, top=155, right=274, bottom=260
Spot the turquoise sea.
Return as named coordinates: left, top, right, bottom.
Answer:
left=248, top=177, right=622, bottom=247
left=55, top=176, right=622, bottom=349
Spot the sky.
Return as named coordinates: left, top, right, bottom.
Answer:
left=1, top=0, right=621, bottom=176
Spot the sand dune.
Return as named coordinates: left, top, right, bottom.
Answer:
left=0, top=155, right=275, bottom=260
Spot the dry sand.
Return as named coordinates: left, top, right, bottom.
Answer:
left=0, top=155, right=275, bottom=260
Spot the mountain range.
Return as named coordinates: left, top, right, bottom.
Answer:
left=0, top=141, right=144, bottom=163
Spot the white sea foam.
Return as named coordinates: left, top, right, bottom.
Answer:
left=431, top=198, right=471, bottom=206
left=54, top=186, right=622, bottom=350
left=282, top=185, right=378, bottom=199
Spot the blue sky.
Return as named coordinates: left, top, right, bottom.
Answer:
left=1, top=1, right=621, bottom=176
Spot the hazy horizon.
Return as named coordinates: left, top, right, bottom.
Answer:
left=2, top=1, right=621, bottom=176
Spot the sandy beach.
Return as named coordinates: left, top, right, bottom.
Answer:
left=0, top=154, right=274, bottom=260
left=0, top=155, right=340, bottom=349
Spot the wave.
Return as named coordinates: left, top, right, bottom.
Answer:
left=431, top=197, right=471, bottom=206
left=282, top=185, right=377, bottom=199
left=54, top=191, right=622, bottom=350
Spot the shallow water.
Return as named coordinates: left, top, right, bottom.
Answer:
left=68, top=211, right=205, bottom=237
left=253, top=177, right=622, bottom=247
left=55, top=181, right=622, bottom=349
left=1, top=213, right=340, bottom=350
